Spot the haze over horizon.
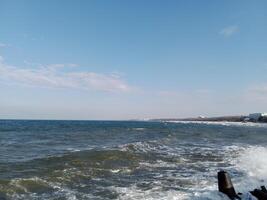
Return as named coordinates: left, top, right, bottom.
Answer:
left=0, top=0, right=267, bottom=120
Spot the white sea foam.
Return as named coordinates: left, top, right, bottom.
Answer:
left=139, top=160, right=180, bottom=168
left=110, top=168, right=132, bottom=174
left=6, top=133, right=267, bottom=199
left=66, top=148, right=81, bottom=152
left=119, top=141, right=165, bottom=153
left=167, top=120, right=267, bottom=128
left=109, top=178, right=236, bottom=200
left=113, top=143, right=267, bottom=199
left=227, top=145, right=267, bottom=195
left=111, top=185, right=189, bottom=200
left=8, top=144, right=264, bottom=200
left=132, top=128, right=146, bottom=131
left=236, top=146, right=267, bottom=179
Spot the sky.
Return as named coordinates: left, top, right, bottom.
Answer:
left=0, top=0, right=267, bottom=120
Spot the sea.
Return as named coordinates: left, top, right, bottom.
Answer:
left=0, top=120, right=267, bottom=200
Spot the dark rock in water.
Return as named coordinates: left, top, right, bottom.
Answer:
left=261, top=185, right=267, bottom=193
left=250, top=189, right=267, bottom=200
left=218, top=170, right=267, bottom=200
left=218, top=171, right=241, bottom=200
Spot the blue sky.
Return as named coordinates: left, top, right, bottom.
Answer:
left=0, top=0, right=267, bottom=119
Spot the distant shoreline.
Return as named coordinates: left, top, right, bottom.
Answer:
left=150, top=115, right=267, bottom=123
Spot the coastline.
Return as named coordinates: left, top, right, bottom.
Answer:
left=150, top=115, right=267, bottom=124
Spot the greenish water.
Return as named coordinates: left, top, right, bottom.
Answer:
left=1, top=120, right=267, bottom=199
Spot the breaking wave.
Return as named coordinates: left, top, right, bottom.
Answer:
left=1, top=120, right=267, bottom=199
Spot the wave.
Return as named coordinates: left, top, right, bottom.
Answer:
left=110, top=185, right=190, bottom=200
left=1, top=139, right=267, bottom=199
left=230, top=145, right=267, bottom=195
left=167, top=120, right=267, bottom=128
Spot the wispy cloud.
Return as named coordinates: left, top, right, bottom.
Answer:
left=0, top=56, right=131, bottom=92
left=0, top=43, right=8, bottom=47
left=219, top=25, right=239, bottom=37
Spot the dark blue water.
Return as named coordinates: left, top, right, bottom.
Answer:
left=1, top=120, right=267, bottom=199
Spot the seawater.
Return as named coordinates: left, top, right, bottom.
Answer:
left=0, top=120, right=267, bottom=200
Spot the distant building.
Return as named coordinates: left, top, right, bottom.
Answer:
left=198, top=115, right=205, bottom=119
left=248, top=113, right=267, bottom=122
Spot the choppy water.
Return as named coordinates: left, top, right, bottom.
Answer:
left=0, top=120, right=267, bottom=200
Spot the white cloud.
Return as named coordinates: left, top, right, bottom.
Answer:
left=219, top=25, right=239, bottom=37
left=0, top=43, right=7, bottom=47
left=0, top=56, right=131, bottom=92
left=250, top=86, right=267, bottom=94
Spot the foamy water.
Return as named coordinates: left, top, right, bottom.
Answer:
left=167, top=120, right=267, bottom=128
left=0, top=120, right=267, bottom=199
